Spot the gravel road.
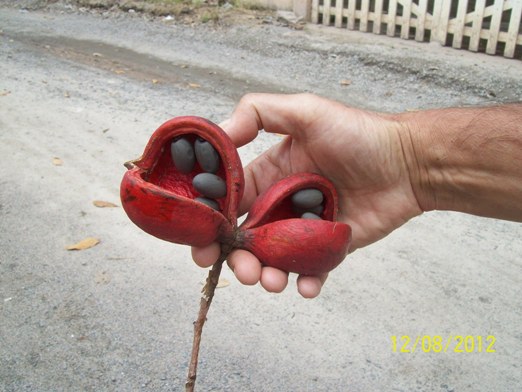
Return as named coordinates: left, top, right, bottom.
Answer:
left=1, top=2, right=522, bottom=391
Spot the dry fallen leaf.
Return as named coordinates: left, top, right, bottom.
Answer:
left=93, top=200, right=118, bottom=208
left=188, top=83, right=201, bottom=88
left=340, top=79, right=352, bottom=86
left=66, top=237, right=100, bottom=251
left=152, top=79, right=159, bottom=84
left=52, top=157, right=63, bottom=166
left=115, top=69, right=126, bottom=74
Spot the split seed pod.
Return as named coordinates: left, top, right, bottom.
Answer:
left=120, top=116, right=243, bottom=247
left=237, top=174, right=351, bottom=275
left=120, top=116, right=352, bottom=274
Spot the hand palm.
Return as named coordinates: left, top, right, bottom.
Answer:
left=240, top=103, right=421, bottom=251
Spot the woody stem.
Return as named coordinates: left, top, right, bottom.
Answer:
left=185, top=244, right=232, bottom=392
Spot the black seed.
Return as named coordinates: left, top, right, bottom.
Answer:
left=291, top=189, right=324, bottom=209
left=193, top=173, right=227, bottom=199
left=293, top=203, right=324, bottom=216
left=171, top=137, right=195, bottom=174
left=301, top=212, right=322, bottom=220
left=195, top=197, right=220, bottom=211
left=195, top=139, right=220, bottom=173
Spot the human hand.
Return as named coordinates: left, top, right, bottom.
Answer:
left=192, top=93, right=422, bottom=297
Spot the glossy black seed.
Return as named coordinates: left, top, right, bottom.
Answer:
left=293, top=203, right=324, bottom=216
left=291, top=189, right=324, bottom=209
left=195, top=138, right=220, bottom=173
left=301, top=212, right=322, bottom=220
left=193, top=173, right=227, bottom=199
left=171, top=137, right=195, bottom=174
left=195, top=197, right=220, bottom=211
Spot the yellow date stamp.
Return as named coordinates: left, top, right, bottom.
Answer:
left=391, top=335, right=496, bottom=353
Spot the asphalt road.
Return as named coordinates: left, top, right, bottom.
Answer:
left=1, top=4, right=522, bottom=392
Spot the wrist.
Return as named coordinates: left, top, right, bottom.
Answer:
left=392, top=110, right=439, bottom=213
left=393, top=105, right=522, bottom=220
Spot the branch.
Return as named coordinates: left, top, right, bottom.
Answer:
left=185, top=245, right=231, bottom=391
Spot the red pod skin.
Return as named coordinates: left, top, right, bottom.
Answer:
left=238, top=173, right=352, bottom=275
left=120, top=116, right=352, bottom=275
left=238, top=220, right=351, bottom=275
left=120, top=116, right=243, bottom=247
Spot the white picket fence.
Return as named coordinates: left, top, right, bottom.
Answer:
left=311, top=0, right=522, bottom=59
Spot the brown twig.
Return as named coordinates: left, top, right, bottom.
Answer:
left=185, top=245, right=232, bottom=392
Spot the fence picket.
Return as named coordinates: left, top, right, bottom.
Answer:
left=387, top=0, right=398, bottom=36
left=486, top=0, right=504, bottom=54
left=374, top=0, right=384, bottom=34
left=323, top=0, right=332, bottom=26
left=452, top=0, right=469, bottom=48
left=415, top=0, right=428, bottom=41
left=335, top=0, right=344, bottom=27
left=360, top=0, right=370, bottom=32
left=311, top=0, right=319, bottom=24
left=400, top=0, right=412, bottom=39
left=348, top=0, right=356, bottom=30
left=505, top=0, right=522, bottom=57
left=469, top=0, right=486, bottom=51
left=312, top=0, right=521, bottom=59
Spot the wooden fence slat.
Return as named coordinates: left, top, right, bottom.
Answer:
left=504, top=0, right=522, bottom=57
left=469, top=0, right=486, bottom=51
left=415, top=0, right=428, bottom=42
left=347, top=0, right=356, bottom=30
left=323, top=0, right=332, bottom=26
left=437, top=0, right=452, bottom=44
left=400, top=0, right=412, bottom=39
left=374, top=0, right=384, bottom=34
left=360, top=0, right=370, bottom=32
left=453, top=0, right=469, bottom=48
left=311, top=0, right=319, bottom=24
left=387, top=0, right=398, bottom=36
left=335, top=0, right=344, bottom=27
left=486, top=0, right=504, bottom=54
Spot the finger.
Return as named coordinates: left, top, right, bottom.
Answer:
left=237, top=145, right=290, bottom=215
left=227, top=249, right=262, bottom=286
left=191, top=242, right=220, bottom=268
left=260, top=266, right=289, bottom=293
left=221, top=93, right=334, bottom=147
left=296, top=273, right=329, bottom=299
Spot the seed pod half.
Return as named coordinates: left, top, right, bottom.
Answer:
left=238, top=173, right=351, bottom=275
left=120, top=116, right=243, bottom=247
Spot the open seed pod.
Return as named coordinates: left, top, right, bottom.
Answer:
left=121, top=116, right=352, bottom=274
left=237, top=173, right=352, bottom=275
left=120, top=116, right=243, bottom=247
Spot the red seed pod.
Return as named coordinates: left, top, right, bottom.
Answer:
left=120, top=116, right=352, bottom=274
left=237, top=174, right=351, bottom=275
left=120, top=116, right=243, bottom=247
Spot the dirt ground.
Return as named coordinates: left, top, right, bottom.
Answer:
left=1, top=1, right=522, bottom=391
